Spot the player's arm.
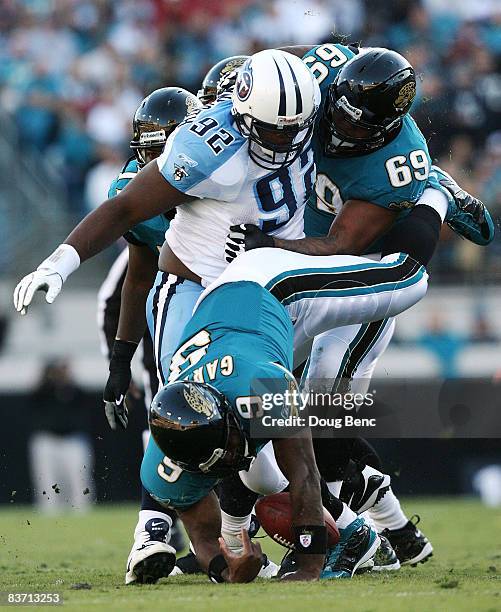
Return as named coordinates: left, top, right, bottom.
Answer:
left=226, top=199, right=398, bottom=261
left=272, top=432, right=325, bottom=581
left=13, top=161, right=192, bottom=314
left=66, top=162, right=188, bottom=262
left=276, top=199, right=399, bottom=255
left=178, top=491, right=264, bottom=583
left=116, top=243, right=158, bottom=344
left=102, top=242, right=158, bottom=430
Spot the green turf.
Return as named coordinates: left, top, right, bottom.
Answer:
left=0, top=499, right=500, bottom=611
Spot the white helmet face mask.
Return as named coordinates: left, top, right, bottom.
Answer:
left=231, top=50, right=321, bottom=170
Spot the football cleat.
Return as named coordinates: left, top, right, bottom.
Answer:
left=436, top=166, right=495, bottom=246
left=277, top=549, right=297, bottom=578
left=321, top=517, right=380, bottom=579
left=371, top=534, right=400, bottom=571
left=380, top=515, right=433, bottom=566
left=258, top=554, right=279, bottom=578
left=340, top=461, right=391, bottom=514
left=171, top=550, right=202, bottom=576
left=125, top=518, right=176, bottom=584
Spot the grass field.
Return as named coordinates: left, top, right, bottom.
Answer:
left=1, top=499, right=500, bottom=611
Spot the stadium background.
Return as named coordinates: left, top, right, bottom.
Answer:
left=0, top=0, right=500, bottom=507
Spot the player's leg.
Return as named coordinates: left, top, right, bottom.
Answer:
left=139, top=322, right=185, bottom=551
left=126, top=272, right=204, bottom=584
left=306, top=323, right=433, bottom=566
left=280, top=253, right=427, bottom=358
left=131, top=435, right=217, bottom=584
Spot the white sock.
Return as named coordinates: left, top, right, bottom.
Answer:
left=136, top=510, right=172, bottom=539
left=221, top=510, right=251, bottom=553
left=327, top=481, right=342, bottom=497
left=336, top=502, right=358, bottom=530
left=368, top=488, right=408, bottom=532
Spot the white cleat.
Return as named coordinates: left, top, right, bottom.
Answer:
left=258, top=556, right=279, bottom=578
left=125, top=518, right=176, bottom=584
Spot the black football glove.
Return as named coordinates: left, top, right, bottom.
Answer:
left=225, top=224, right=274, bottom=263
left=103, top=339, right=137, bottom=430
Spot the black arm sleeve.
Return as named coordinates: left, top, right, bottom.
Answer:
left=381, top=205, right=442, bottom=267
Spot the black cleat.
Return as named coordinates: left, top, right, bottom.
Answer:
left=381, top=515, right=433, bottom=566
left=134, top=552, right=177, bottom=584
left=340, top=461, right=391, bottom=513
left=174, top=551, right=203, bottom=575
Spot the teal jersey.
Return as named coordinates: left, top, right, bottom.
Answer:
left=169, top=281, right=294, bottom=440
left=108, top=157, right=171, bottom=254
left=302, top=44, right=437, bottom=239
left=141, top=281, right=296, bottom=510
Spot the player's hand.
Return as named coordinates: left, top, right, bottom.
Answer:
left=103, top=340, right=138, bottom=430
left=440, top=174, right=486, bottom=224
left=225, top=224, right=274, bottom=263
left=218, top=528, right=263, bottom=583
left=13, top=269, right=63, bottom=315
left=436, top=167, right=494, bottom=245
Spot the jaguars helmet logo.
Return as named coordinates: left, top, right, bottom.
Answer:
left=221, top=57, right=246, bottom=77
left=236, top=60, right=253, bottom=102
left=394, top=81, right=416, bottom=110
left=184, top=385, right=214, bottom=418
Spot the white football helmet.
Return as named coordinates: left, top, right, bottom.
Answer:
left=231, top=49, right=321, bottom=169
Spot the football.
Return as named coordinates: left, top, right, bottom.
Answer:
left=255, top=492, right=340, bottom=549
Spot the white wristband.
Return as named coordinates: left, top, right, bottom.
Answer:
left=416, top=187, right=448, bottom=223
left=38, top=244, right=81, bottom=282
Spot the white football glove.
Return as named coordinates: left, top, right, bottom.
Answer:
left=13, top=269, right=63, bottom=315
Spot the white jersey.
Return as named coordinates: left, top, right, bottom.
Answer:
left=157, top=98, right=315, bottom=286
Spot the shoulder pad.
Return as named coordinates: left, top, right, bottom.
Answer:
left=302, top=43, right=355, bottom=92
left=157, top=100, right=247, bottom=200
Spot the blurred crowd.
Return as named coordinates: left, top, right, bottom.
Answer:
left=0, top=0, right=500, bottom=280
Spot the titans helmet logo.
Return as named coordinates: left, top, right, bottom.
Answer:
left=236, top=61, right=253, bottom=102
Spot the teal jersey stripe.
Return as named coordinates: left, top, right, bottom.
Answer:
left=279, top=265, right=425, bottom=307
left=264, top=253, right=408, bottom=292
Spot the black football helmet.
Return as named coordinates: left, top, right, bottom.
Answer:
left=149, top=381, right=253, bottom=478
left=198, top=55, right=249, bottom=104
left=130, top=87, right=202, bottom=166
left=322, top=48, right=416, bottom=157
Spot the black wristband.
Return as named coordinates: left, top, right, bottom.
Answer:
left=293, top=525, right=327, bottom=555
left=208, top=553, right=228, bottom=583
left=111, top=339, right=138, bottom=363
